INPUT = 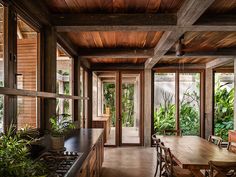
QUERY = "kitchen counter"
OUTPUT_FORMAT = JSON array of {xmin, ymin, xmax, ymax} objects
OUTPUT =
[
  {"xmin": 38, "ymin": 128, "xmax": 104, "ymax": 177},
  {"xmin": 64, "ymin": 128, "xmax": 104, "ymax": 177}
]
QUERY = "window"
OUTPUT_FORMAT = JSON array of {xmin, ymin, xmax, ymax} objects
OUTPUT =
[
  {"xmin": 56, "ymin": 46, "xmax": 72, "ymax": 117},
  {"xmin": 214, "ymin": 72, "xmax": 234, "ymax": 141},
  {"xmin": 0, "ymin": 3, "xmax": 4, "ymax": 132},
  {"xmin": 16, "ymin": 16, "xmax": 38, "ymax": 130},
  {"xmin": 154, "ymin": 73, "xmax": 176, "ymax": 134},
  {"xmin": 80, "ymin": 67, "xmax": 84, "ymax": 127},
  {"xmin": 153, "ymin": 71, "xmax": 202, "ymax": 136}
]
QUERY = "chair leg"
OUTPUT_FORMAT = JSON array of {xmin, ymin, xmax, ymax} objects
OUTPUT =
[
  {"xmin": 159, "ymin": 161, "xmax": 163, "ymax": 177},
  {"xmin": 154, "ymin": 158, "xmax": 159, "ymax": 177}
]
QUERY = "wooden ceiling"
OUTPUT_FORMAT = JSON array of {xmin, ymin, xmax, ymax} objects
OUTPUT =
[
  {"xmin": 17, "ymin": 17, "xmax": 37, "ymax": 39},
  {"xmin": 180, "ymin": 32, "xmax": 236, "ymax": 52},
  {"xmin": 88, "ymin": 58, "xmax": 147, "ymax": 64},
  {"xmin": 206, "ymin": 0, "xmax": 236, "ymax": 14},
  {"xmin": 66, "ymin": 31, "xmax": 163, "ymax": 48},
  {"xmin": 44, "ymin": 0, "xmax": 184, "ymax": 13},
  {"xmin": 159, "ymin": 57, "xmax": 216, "ymax": 64}
]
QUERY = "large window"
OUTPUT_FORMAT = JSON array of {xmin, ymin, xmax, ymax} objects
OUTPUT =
[
  {"xmin": 0, "ymin": 4, "xmax": 4, "ymax": 132},
  {"xmin": 56, "ymin": 47, "xmax": 72, "ymax": 117},
  {"xmin": 154, "ymin": 73, "xmax": 176, "ymax": 134},
  {"xmin": 214, "ymin": 72, "xmax": 234, "ymax": 141},
  {"xmin": 153, "ymin": 71, "xmax": 202, "ymax": 136},
  {"xmin": 16, "ymin": 16, "xmax": 38, "ymax": 130}
]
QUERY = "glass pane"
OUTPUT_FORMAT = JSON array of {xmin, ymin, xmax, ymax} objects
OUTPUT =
[
  {"xmin": 93, "ymin": 71, "xmax": 116, "ymax": 146},
  {"xmin": 153, "ymin": 73, "xmax": 176, "ymax": 134},
  {"xmin": 0, "ymin": 4, "xmax": 4, "ymax": 132},
  {"xmin": 17, "ymin": 96, "xmax": 37, "ymax": 130},
  {"xmin": 121, "ymin": 73, "xmax": 140, "ymax": 144},
  {"xmin": 179, "ymin": 73, "xmax": 200, "ymax": 136},
  {"xmin": 214, "ymin": 73, "xmax": 234, "ymax": 141},
  {"xmin": 17, "ymin": 16, "xmax": 37, "ymax": 91},
  {"xmin": 56, "ymin": 98, "xmax": 72, "ymax": 118},
  {"xmin": 56, "ymin": 47, "xmax": 72, "ymax": 95}
]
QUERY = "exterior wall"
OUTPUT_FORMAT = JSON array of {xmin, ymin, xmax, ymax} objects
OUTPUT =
[{"xmin": 17, "ymin": 38, "xmax": 37, "ymax": 129}]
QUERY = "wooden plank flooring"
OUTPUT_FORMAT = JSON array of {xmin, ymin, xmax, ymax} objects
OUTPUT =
[{"xmin": 101, "ymin": 147, "xmax": 156, "ymax": 177}]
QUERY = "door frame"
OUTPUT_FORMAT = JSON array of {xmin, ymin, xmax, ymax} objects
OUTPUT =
[{"xmin": 117, "ymin": 70, "xmax": 144, "ymax": 146}]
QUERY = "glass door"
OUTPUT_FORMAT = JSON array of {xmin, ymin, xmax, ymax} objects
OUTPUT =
[{"xmin": 120, "ymin": 73, "xmax": 141, "ymax": 145}]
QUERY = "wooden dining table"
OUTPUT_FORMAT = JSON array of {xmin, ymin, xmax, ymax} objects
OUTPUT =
[{"xmin": 156, "ymin": 136, "xmax": 236, "ymax": 177}]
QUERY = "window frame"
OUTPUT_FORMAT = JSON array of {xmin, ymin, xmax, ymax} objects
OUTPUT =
[{"xmin": 152, "ymin": 68, "xmax": 205, "ymax": 138}]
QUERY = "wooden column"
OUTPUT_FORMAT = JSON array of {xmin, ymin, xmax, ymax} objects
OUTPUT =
[
  {"xmin": 87, "ymin": 70, "xmax": 93, "ymax": 128},
  {"xmin": 144, "ymin": 69, "xmax": 152, "ymax": 146},
  {"xmin": 234, "ymin": 59, "xmax": 236, "ymax": 130},
  {"xmin": 4, "ymin": 6, "xmax": 17, "ymax": 130},
  {"xmin": 42, "ymin": 26, "xmax": 57, "ymax": 130},
  {"xmin": 73, "ymin": 57, "xmax": 80, "ymax": 122},
  {"xmin": 205, "ymin": 68, "xmax": 214, "ymax": 138}
]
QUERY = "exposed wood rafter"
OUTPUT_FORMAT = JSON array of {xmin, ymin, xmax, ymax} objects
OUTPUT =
[
  {"xmin": 206, "ymin": 58, "xmax": 234, "ymax": 68},
  {"xmin": 145, "ymin": 0, "xmax": 215, "ymax": 69}
]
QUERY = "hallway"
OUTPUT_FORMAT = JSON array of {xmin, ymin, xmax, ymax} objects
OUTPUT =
[{"xmin": 101, "ymin": 147, "xmax": 156, "ymax": 177}]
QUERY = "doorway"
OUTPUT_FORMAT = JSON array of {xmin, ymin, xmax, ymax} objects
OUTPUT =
[{"xmin": 92, "ymin": 71, "xmax": 143, "ymax": 146}]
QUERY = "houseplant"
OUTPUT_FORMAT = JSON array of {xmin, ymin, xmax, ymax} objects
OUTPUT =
[
  {"xmin": 50, "ymin": 114, "xmax": 75, "ymax": 150},
  {"xmin": 0, "ymin": 124, "xmax": 47, "ymax": 177}
]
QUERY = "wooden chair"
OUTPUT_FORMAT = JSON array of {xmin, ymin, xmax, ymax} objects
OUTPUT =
[
  {"xmin": 163, "ymin": 129, "xmax": 182, "ymax": 136},
  {"xmin": 227, "ymin": 142, "xmax": 236, "ymax": 153},
  {"xmin": 208, "ymin": 135, "xmax": 223, "ymax": 148},
  {"xmin": 209, "ymin": 161, "xmax": 236, "ymax": 177},
  {"xmin": 159, "ymin": 143, "xmax": 193, "ymax": 177},
  {"xmin": 152, "ymin": 134, "xmax": 165, "ymax": 177}
]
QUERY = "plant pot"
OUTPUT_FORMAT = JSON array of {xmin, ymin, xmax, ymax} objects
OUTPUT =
[{"xmin": 50, "ymin": 135, "xmax": 65, "ymax": 150}]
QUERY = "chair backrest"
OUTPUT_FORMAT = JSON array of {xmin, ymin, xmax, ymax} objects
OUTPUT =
[
  {"xmin": 227, "ymin": 142, "xmax": 236, "ymax": 153},
  {"xmin": 159, "ymin": 142, "xmax": 174, "ymax": 177},
  {"xmin": 208, "ymin": 135, "xmax": 222, "ymax": 148},
  {"xmin": 152, "ymin": 134, "xmax": 162, "ymax": 160},
  {"xmin": 209, "ymin": 161, "xmax": 236, "ymax": 177},
  {"xmin": 163, "ymin": 129, "xmax": 182, "ymax": 136}
]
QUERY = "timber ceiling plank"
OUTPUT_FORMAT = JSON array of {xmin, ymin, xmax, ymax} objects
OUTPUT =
[{"xmin": 145, "ymin": 0, "xmax": 215, "ymax": 69}]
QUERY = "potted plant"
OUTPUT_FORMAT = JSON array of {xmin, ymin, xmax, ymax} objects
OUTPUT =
[
  {"xmin": 0, "ymin": 125, "xmax": 48, "ymax": 177},
  {"xmin": 50, "ymin": 114, "xmax": 75, "ymax": 150}
]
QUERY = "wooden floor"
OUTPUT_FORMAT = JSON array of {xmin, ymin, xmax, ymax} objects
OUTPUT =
[{"xmin": 101, "ymin": 147, "xmax": 156, "ymax": 177}]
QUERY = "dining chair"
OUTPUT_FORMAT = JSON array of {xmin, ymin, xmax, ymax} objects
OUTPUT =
[
  {"xmin": 159, "ymin": 143, "xmax": 193, "ymax": 177},
  {"xmin": 152, "ymin": 134, "xmax": 165, "ymax": 177},
  {"xmin": 163, "ymin": 129, "xmax": 182, "ymax": 136},
  {"xmin": 209, "ymin": 161, "xmax": 236, "ymax": 177},
  {"xmin": 227, "ymin": 142, "xmax": 236, "ymax": 153},
  {"xmin": 208, "ymin": 135, "xmax": 223, "ymax": 148}
]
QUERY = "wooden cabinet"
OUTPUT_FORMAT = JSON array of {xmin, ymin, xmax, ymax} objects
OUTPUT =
[
  {"xmin": 92, "ymin": 116, "xmax": 110, "ymax": 143},
  {"xmin": 229, "ymin": 130, "xmax": 236, "ymax": 143},
  {"xmin": 77, "ymin": 133, "xmax": 104, "ymax": 177}
]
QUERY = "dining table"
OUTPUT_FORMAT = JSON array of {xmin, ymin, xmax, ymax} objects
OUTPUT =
[{"xmin": 156, "ymin": 136, "xmax": 236, "ymax": 177}]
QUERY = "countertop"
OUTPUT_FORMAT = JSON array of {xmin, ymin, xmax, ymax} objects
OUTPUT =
[{"xmin": 39, "ymin": 128, "xmax": 104, "ymax": 177}]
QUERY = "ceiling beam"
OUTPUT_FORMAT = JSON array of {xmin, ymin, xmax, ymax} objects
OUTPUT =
[
  {"xmin": 164, "ymin": 49, "xmax": 236, "ymax": 59},
  {"xmin": 206, "ymin": 58, "xmax": 234, "ymax": 68},
  {"xmin": 145, "ymin": 0, "xmax": 215, "ymax": 69},
  {"xmin": 52, "ymin": 13, "xmax": 236, "ymax": 32},
  {"xmin": 57, "ymin": 33, "xmax": 78, "ymax": 57},
  {"xmin": 78, "ymin": 48, "xmax": 153, "ymax": 58},
  {"xmin": 91, "ymin": 63, "xmax": 144, "ymax": 71},
  {"xmin": 53, "ymin": 13, "xmax": 177, "ymax": 32}
]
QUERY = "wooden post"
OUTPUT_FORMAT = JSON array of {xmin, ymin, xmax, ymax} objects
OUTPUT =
[
  {"xmin": 73, "ymin": 57, "xmax": 80, "ymax": 122},
  {"xmin": 87, "ymin": 70, "xmax": 93, "ymax": 128},
  {"xmin": 205, "ymin": 68, "xmax": 214, "ymax": 138},
  {"xmin": 42, "ymin": 26, "xmax": 57, "ymax": 130},
  {"xmin": 144, "ymin": 69, "xmax": 152, "ymax": 146},
  {"xmin": 4, "ymin": 6, "xmax": 17, "ymax": 130}
]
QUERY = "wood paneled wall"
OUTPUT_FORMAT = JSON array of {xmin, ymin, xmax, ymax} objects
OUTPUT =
[{"xmin": 17, "ymin": 38, "xmax": 37, "ymax": 129}]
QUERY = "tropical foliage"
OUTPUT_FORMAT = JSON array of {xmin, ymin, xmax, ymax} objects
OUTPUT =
[
  {"xmin": 214, "ymin": 82, "xmax": 234, "ymax": 141},
  {"xmin": 0, "ymin": 125, "xmax": 47, "ymax": 177}
]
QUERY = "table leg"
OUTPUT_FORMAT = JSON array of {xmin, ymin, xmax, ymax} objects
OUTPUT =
[{"xmin": 191, "ymin": 169, "xmax": 205, "ymax": 177}]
